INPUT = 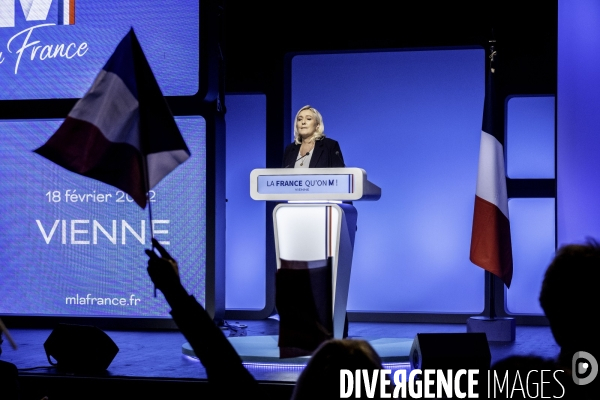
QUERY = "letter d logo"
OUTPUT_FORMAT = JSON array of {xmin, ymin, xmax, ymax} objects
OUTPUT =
[{"xmin": 572, "ymin": 351, "xmax": 598, "ymax": 385}]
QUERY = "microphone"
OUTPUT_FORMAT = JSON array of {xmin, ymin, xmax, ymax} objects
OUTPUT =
[{"xmin": 286, "ymin": 152, "xmax": 310, "ymax": 168}]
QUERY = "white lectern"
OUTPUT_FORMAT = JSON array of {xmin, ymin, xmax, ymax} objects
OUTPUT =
[{"xmin": 250, "ymin": 168, "xmax": 380, "ymax": 340}]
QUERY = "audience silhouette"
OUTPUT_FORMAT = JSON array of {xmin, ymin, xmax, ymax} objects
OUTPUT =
[
  {"xmin": 291, "ymin": 338, "xmax": 386, "ymax": 400},
  {"xmin": 146, "ymin": 238, "xmax": 393, "ymax": 399},
  {"xmin": 539, "ymin": 239, "xmax": 599, "ymax": 398},
  {"xmin": 491, "ymin": 239, "xmax": 600, "ymax": 399},
  {"xmin": 145, "ymin": 238, "xmax": 258, "ymax": 396},
  {"xmin": 0, "ymin": 329, "xmax": 20, "ymax": 400},
  {"xmin": 147, "ymin": 237, "xmax": 600, "ymax": 399}
]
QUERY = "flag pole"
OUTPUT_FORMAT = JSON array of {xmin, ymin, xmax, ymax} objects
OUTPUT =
[
  {"xmin": 140, "ymin": 151, "xmax": 155, "ymax": 241},
  {"xmin": 147, "ymin": 190, "xmax": 155, "ymax": 242},
  {"xmin": 487, "ymin": 40, "xmax": 498, "ymax": 321},
  {"xmin": 467, "ymin": 37, "xmax": 515, "ymax": 341},
  {"xmin": 146, "ymin": 173, "xmax": 155, "ymax": 241},
  {"xmin": 487, "ymin": 271, "xmax": 496, "ymax": 319},
  {"xmin": 148, "ymin": 200, "xmax": 157, "ymax": 297},
  {"xmin": 141, "ymin": 153, "xmax": 157, "ymax": 297}
]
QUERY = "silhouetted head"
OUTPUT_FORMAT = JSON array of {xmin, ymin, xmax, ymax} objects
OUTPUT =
[
  {"xmin": 539, "ymin": 239, "xmax": 600, "ymax": 364},
  {"xmin": 291, "ymin": 339, "xmax": 384, "ymax": 399}
]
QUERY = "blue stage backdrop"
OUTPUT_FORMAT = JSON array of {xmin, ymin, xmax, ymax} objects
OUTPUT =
[
  {"xmin": 218, "ymin": 53, "xmax": 557, "ymax": 316},
  {"xmin": 558, "ymin": 0, "xmax": 600, "ymax": 245},
  {"xmin": 0, "ymin": 117, "xmax": 206, "ymax": 317},
  {"xmin": 0, "ymin": 0, "xmax": 199, "ymax": 99},
  {"xmin": 291, "ymin": 49, "xmax": 486, "ymax": 313}
]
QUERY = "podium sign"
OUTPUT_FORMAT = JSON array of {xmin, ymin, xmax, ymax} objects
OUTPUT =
[
  {"xmin": 250, "ymin": 168, "xmax": 380, "ymax": 201},
  {"xmin": 257, "ymin": 173, "xmax": 353, "ymax": 195}
]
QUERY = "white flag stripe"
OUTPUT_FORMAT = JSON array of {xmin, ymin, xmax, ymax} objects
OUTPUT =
[
  {"xmin": 63, "ymin": 0, "xmax": 71, "ymax": 18},
  {"xmin": 68, "ymin": 70, "xmax": 141, "ymax": 150},
  {"xmin": 147, "ymin": 150, "xmax": 191, "ymax": 189},
  {"xmin": 475, "ymin": 130, "xmax": 509, "ymax": 218}
]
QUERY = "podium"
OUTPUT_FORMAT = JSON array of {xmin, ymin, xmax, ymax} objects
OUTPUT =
[{"xmin": 250, "ymin": 168, "xmax": 380, "ymax": 345}]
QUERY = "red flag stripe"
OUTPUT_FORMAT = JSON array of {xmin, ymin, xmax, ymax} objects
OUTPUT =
[
  {"xmin": 470, "ymin": 195, "xmax": 513, "ymax": 287},
  {"xmin": 34, "ymin": 117, "xmax": 146, "ymax": 207}
]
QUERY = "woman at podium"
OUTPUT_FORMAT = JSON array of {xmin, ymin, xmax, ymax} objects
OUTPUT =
[
  {"xmin": 278, "ymin": 106, "xmax": 350, "ymax": 357},
  {"xmin": 282, "ymin": 105, "xmax": 346, "ymax": 168}
]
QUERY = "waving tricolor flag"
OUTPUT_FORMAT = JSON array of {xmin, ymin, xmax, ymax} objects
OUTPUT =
[
  {"xmin": 35, "ymin": 29, "xmax": 190, "ymax": 209},
  {"xmin": 470, "ymin": 45, "xmax": 513, "ymax": 288}
]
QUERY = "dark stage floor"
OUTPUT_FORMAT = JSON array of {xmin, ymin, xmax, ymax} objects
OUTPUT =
[{"xmin": 2, "ymin": 320, "xmax": 559, "ymax": 399}]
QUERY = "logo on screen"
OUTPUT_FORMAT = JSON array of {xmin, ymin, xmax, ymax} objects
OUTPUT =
[
  {"xmin": 0, "ymin": 0, "xmax": 75, "ymax": 28},
  {"xmin": 0, "ymin": 0, "xmax": 85, "ymax": 74}
]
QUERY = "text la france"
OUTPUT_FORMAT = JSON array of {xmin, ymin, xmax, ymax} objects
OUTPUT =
[
  {"xmin": 3, "ymin": 23, "xmax": 88, "ymax": 74},
  {"xmin": 267, "ymin": 179, "xmax": 338, "ymax": 187}
]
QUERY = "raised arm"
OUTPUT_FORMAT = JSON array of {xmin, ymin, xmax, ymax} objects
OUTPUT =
[{"xmin": 145, "ymin": 239, "xmax": 257, "ymax": 391}]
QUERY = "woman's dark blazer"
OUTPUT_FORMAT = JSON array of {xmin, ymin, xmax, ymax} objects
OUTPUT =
[{"xmin": 282, "ymin": 137, "xmax": 346, "ymax": 168}]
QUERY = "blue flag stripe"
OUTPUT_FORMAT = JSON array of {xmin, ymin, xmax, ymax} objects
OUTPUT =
[{"xmin": 103, "ymin": 29, "xmax": 138, "ymax": 99}]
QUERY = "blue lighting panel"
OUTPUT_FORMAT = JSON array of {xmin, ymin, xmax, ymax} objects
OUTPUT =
[
  {"xmin": 506, "ymin": 96, "xmax": 555, "ymax": 179},
  {"xmin": 506, "ymin": 199, "xmax": 555, "ymax": 315},
  {"xmin": 225, "ymin": 94, "xmax": 266, "ymax": 310}
]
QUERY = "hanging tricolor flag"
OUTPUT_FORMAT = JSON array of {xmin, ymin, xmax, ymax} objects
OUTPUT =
[
  {"xmin": 34, "ymin": 28, "xmax": 190, "ymax": 208},
  {"xmin": 470, "ymin": 44, "xmax": 513, "ymax": 288}
]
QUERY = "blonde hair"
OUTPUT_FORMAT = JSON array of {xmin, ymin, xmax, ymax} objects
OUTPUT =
[{"xmin": 294, "ymin": 105, "xmax": 326, "ymax": 145}]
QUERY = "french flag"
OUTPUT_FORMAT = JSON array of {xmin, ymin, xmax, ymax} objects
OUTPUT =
[
  {"xmin": 58, "ymin": 0, "xmax": 75, "ymax": 25},
  {"xmin": 470, "ymin": 45, "xmax": 513, "ymax": 288},
  {"xmin": 35, "ymin": 29, "xmax": 190, "ymax": 208}
]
